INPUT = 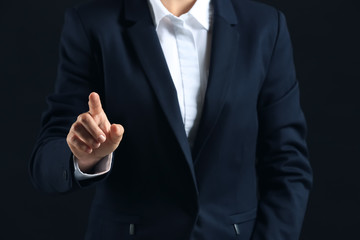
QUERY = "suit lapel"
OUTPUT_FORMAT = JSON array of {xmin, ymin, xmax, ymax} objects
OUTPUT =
[
  {"xmin": 123, "ymin": 0, "xmax": 196, "ymax": 184},
  {"xmin": 192, "ymin": 0, "xmax": 239, "ymax": 162},
  {"xmin": 123, "ymin": 0, "xmax": 240, "ymax": 171}
]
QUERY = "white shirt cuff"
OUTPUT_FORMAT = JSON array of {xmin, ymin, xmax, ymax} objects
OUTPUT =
[{"xmin": 73, "ymin": 153, "xmax": 112, "ymax": 181}]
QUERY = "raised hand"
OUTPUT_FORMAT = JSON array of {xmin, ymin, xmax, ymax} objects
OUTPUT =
[{"xmin": 66, "ymin": 92, "xmax": 124, "ymax": 173}]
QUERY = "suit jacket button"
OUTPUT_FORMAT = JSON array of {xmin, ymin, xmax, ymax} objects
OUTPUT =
[
  {"xmin": 63, "ymin": 170, "xmax": 68, "ymax": 180},
  {"xmin": 233, "ymin": 224, "xmax": 240, "ymax": 235},
  {"xmin": 129, "ymin": 224, "xmax": 135, "ymax": 235}
]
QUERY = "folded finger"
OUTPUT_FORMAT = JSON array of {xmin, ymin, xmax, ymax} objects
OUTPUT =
[
  {"xmin": 69, "ymin": 134, "xmax": 92, "ymax": 154},
  {"xmin": 73, "ymin": 122, "xmax": 101, "ymax": 149},
  {"xmin": 77, "ymin": 112, "xmax": 106, "ymax": 143}
]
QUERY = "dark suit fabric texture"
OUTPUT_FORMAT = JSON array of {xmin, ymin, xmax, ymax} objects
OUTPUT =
[{"xmin": 29, "ymin": 0, "xmax": 313, "ymax": 239}]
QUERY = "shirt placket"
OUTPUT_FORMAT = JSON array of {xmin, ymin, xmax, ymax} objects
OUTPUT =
[{"xmin": 171, "ymin": 16, "xmax": 201, "ymax": 140}]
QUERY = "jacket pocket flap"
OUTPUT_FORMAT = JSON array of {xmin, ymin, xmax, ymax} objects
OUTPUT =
[
  {"xmin": 228, "ymin": 207, "xmax": 257, "ymax": 224},
  {"xmin": 112, "ymin": 214, "xmax": 141, "ymax": 223},
  {"xmin": 99, "ymin": 211, "xmax": 141, "ymax": 224}
]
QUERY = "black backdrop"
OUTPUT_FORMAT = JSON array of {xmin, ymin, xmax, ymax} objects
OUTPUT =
[{"xmin": 1, "ymin": 0, "xmax": 359, "ymax": 239}]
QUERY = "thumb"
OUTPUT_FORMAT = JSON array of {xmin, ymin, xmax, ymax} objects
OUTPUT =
[
  {"xmin": 109, "ymin": 124, "xmax": 124, "ymax": 145},
  {"xmin": 88, "ymin": 92, "xmax": 104, "ymax": 115}
]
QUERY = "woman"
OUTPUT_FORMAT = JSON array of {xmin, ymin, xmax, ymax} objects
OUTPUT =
[{"xmin": 30, "ymin": 0, "xmax": 312, "ymax": 239}]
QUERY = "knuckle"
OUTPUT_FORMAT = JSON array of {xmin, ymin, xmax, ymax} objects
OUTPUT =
[
  {"xmin": 70, "ymin": 135, "xmax": 78, "ymax": 145},
  {"xmin": 77, "ymin": 114, "xmax": 83, "ymax": 122},
  {"xmin": 69, "ymin": 123, "xmax": 76, "ymax": 133},
  {"xmin": 66, "ymin": 134, "xmax": 71, "ymax": 144},
  {"xmin": 73, "ymin": 122, "xmax": 82, "ymax": 132},
  {"xmin": 78, "ymin": 113, "xmax": 89, "ymax": 123},
  {"xmin": 119, "ymin": 125, "xmax": 125, "ymax": 134}
]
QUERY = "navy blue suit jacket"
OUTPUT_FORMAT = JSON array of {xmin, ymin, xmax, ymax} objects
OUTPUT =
[{"xmin": 30, "ymin": 0, "xmax": 313, "ymax": 239}]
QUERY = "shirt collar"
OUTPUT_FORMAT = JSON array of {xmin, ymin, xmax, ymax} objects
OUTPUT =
[{"xmin": 148, "ymin": 0, "xmax": 211, "ymax": 30}]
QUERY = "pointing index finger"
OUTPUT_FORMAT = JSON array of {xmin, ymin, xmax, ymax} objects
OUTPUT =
[{"xmin": 88, "ymin": 92, "xmax": 103, "ymax": 115}]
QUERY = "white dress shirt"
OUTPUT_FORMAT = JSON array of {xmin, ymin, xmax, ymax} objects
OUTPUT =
[{"xmin": 74, "ymin": 0, "xmax": 213, "ymax": 180}]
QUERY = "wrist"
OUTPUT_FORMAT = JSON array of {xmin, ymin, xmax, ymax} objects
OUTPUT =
[{"xmin": 76, "ymin": 156, "xmax": 102, "ymax": 173}]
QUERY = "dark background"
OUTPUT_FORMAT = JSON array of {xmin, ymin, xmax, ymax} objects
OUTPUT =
[{"xmin": 1, "ymin": 0, "xmax": 359, "ymax": 239}]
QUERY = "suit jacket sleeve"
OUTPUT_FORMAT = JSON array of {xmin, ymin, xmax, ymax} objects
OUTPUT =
[
  {"xmin": 252, "ymin": 10, "xmax": 313, "ymax": 240},
  {"xmin": 29, "ymin": 7, "xmax": 108, "ymax": 193}
]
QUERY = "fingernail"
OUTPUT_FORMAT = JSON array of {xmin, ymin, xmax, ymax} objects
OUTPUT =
[
  {"xmin": 98, "ymin": 135, "xmax": 106, "ymax": 143},
  {"xmin": 93, "ymin": 142, "xmax": 101, "ymax": 148},
  {"xmin": 87, "ymin": 148, "xmax": 93, "ymax": 154}
]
